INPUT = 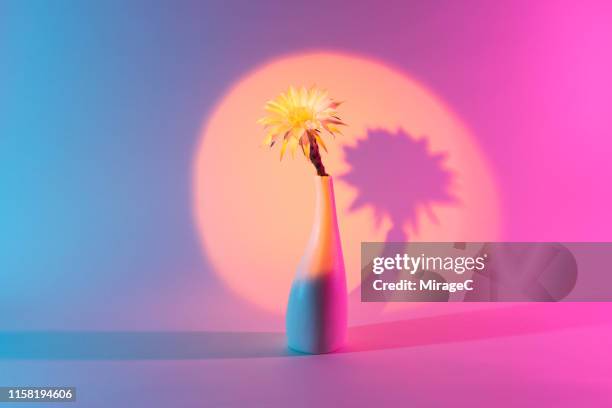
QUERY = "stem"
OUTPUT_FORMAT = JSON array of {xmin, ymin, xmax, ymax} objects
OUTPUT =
[{"xmin": 308, "ymin": 132, "xmax": 328, "ymax": 176}]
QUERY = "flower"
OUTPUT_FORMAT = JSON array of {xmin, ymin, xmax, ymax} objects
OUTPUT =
[{"xmin": 258, "ymin": 86, "xmax": 346, "ymax": 166}]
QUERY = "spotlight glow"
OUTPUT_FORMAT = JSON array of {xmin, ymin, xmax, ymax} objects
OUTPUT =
[{"xmin": 193, "ymin": 52, "xmax": 500, "ymax": 313}]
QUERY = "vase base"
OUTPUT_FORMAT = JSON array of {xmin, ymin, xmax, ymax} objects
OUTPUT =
[{"xmin": 287, "ymin": 342, "xmax": 344, "ymax": 355}]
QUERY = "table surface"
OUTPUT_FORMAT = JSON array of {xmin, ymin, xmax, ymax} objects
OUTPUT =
[{"xmin": 2, "ymin": 303, "xmax": 611, "ymax": 408}]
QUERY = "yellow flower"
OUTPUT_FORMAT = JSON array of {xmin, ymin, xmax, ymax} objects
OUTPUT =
[{"xmin": 258, "ymin": 86, "xmax": 346, "ymax": 160}]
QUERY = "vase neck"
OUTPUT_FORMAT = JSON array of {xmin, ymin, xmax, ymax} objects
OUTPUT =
[
  {"xmin": 295, "ymin": 175, "xmax": 345, "ymax": 280},
  {"xmin": 312, "ymin": 176, "xmax": 340, "ymax": 242}
]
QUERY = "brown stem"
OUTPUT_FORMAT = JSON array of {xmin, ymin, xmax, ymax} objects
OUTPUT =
[{"xmin": 307, "ymin": 132, "xmax": 328, "ymax": 176}]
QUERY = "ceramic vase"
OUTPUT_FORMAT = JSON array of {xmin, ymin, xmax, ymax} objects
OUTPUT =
[{"xmin": 286, "ymin": 176, "xmax": 347, "ymax": 354}]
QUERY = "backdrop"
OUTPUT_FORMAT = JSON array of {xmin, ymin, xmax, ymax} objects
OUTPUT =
[{"xmin": 1, "ymin": 1, "xmax": 611, "ymax": 407}]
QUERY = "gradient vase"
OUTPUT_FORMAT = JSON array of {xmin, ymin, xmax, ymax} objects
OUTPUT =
[{"xmin": 286, "ymin": 176, "xmax": 348, "ymax": 354}]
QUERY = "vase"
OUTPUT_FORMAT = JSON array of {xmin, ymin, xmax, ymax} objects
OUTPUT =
[{"xmin": 286, "ymin": 176, "xmax": 348, "ymax": 354}]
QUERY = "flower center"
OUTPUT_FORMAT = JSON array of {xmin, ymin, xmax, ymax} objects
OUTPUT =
[{"xmin": 287, "ymin": 106, "xmax": 314, "ymax": 128}]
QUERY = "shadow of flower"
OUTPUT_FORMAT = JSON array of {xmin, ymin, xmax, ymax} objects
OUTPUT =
[
  {"xmin": 340, "ymin": 128, "xmax": 456, "ymax": 241},
  {"xmin": 340, "ymin": 128, "xmax": 458, "ymax": 309}
]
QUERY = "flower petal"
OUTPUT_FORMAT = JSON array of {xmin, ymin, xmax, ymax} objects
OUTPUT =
[
  {"xmin": 315, "ymin": 134, "xmax": 328, "ymax": 152},
  {"xmin": 279, "ymin": 139, "xmax": 289, "ymax": 160}
]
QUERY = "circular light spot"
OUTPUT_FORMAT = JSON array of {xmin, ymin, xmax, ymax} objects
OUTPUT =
[{"xmin": 193, "ymin": 52, "xmax": 500, "ymax": 313}]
